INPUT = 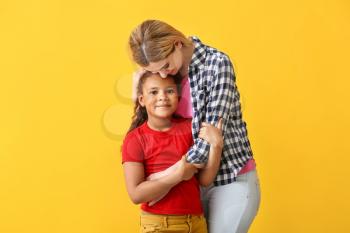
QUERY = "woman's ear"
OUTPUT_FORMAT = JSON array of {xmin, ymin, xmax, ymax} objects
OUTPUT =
[{"xmin": 174, "ymin": 41, "xmax": 183, "ymax": 49}]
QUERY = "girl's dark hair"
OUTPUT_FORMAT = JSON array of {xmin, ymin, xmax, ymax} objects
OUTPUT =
[{"xmin": 127, "ymin": 72, "xmax": 182, "ymax": 134}]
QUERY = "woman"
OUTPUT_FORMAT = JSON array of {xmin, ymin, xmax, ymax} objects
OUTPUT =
[{"xmin": 129, "ymin": 20, "xmax": 260, "ymax": 233}]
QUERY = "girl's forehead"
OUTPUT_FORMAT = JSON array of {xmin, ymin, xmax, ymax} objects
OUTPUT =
[{"xmin": 143, "ymin": 75, "xmax": 175, "ymax": 87}]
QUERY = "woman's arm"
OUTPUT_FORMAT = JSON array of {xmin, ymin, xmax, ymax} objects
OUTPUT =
[
  {"xmin": 123, "ymin": 156, "xmax": 197, "ymax": 204},
  {"xmin": 197, "ymin": 119, "xmax": 224, "ymax": 187},
  {"xmin": 187, "ymin": 56, "xmax": 236, "ymax": 164},
  {"xmin": 145, "ymin": 120, "xmax": 223, "ymax": 188}
]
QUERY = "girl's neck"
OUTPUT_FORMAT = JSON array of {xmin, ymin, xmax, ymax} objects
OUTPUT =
[{"xmin": 147, "ymin": 117, "xmax": 172, "ymax": 132}]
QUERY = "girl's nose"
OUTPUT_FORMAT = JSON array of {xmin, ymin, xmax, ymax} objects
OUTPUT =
[{"xmin": 158, "ymin": 91, "xmax": 168, "ymax": 100}]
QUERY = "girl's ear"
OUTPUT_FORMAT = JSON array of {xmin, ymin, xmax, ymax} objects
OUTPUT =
[{"xmin": 138, "ymin": 95, "xmax": 145, "ymax": 107}]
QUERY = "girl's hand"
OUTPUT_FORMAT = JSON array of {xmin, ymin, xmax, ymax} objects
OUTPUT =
[{"xmin": 199, "ymin": 118, "xmax": 224, "ymax": 148}]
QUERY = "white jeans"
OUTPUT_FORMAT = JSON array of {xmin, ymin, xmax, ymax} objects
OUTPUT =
[{"xmin": 200, "ymin": 169, "xmax": 261, "ymax": 233}]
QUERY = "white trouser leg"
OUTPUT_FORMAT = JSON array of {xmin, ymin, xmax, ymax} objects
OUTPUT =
[{"xmin": 201, "ymin": 169, "xmax": 261, "ymax": 233}]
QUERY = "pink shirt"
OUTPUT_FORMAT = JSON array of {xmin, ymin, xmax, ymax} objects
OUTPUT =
[
  {"xmin": 175, "ymin": 76, "xmax": 193, "ymax": 118},
  {"xmin": 175, "ymin": 76, "xmax": 255, "ymax": 175}
]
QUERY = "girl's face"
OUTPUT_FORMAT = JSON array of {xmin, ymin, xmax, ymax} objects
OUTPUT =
[
  {"xmin": 138, "ymin": 74, "xmax": 179, "ymax": 120},
  {"xmin": 143, "ymin": 42, "xmax": 184, "ymax": 78}
]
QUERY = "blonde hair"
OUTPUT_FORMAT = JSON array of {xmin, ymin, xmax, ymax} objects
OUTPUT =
[{"xmin": 129, "ymin": 20, "xmax": 192, "ymax": 66}]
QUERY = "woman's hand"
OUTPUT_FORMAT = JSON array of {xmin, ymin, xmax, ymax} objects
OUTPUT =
[
  {"xmin": 132, "ymin": 68, "xmax": 147, "ymax": 101},
  {"xmin": 175, "ymin": 156, "xmax": 198, "ymax": 181},
  {"xmin": 198, "ymin": 118, "xmax": 224, "ymax": 148}
]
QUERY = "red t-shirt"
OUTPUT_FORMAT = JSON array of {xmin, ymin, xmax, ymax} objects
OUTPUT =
[{"xmin": 122, "ymin": 118, "xmax": 203, "ymax": 215}]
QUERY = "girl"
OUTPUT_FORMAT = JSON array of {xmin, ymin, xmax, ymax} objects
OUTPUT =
[
  {"xmin": 122, "ymin": 72, "xmax": 223, "ymax": 233},
  {"xmin": 129, "ymin": 20, "xmax": 261, "ymax": 233}
]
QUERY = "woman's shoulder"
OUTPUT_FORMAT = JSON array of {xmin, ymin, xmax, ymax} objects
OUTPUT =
[
  {"xmin": 208, "ymin": 48, "xmax": 232, "ymax": 65},
  {"xmin": 192, "ymin": 36, "xmax": 230, "ymax": 59}
]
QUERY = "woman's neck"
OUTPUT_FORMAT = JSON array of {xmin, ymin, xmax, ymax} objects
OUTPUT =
[
  {"xmin": 179, "ymin": 42, "xmax": 195, "ymax": 76},
  {"xmin": 147, "ymin": 117, "xmax": 172, "ymax": 132}
]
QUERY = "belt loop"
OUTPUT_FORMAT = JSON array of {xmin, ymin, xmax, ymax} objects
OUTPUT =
[
  {"xmin": 186, "ymin": 215, "xmax": 192, "ymax": 233},
  {"xmin": 163, "ymin": 216, "xmax": 168, "ymax": 228}
]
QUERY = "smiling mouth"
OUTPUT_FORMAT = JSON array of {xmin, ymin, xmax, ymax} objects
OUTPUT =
[{"xmin": 156, "ymin": 105, "xmax": 171, "ymax": 108}]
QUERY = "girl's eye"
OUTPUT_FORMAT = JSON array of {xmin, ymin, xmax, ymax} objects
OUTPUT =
[
  {"xmin": 167, "ymin": 89, "xmax": 175, "ymax": 94},
  {"xmin": 150, "ymin": 91, "xmax": 158, "ymax": 95}
]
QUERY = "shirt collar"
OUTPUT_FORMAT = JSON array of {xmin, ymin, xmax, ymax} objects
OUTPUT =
[{"xmin": 189, "ymin": 36, "xmax": 206, "ymax": 70}]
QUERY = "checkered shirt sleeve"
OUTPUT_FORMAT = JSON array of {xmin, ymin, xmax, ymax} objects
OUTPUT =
[{"xmin": 186, "ymin": 37, "xmax": 253, "ymax": 185}]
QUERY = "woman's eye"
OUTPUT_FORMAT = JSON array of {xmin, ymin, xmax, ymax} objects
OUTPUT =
[
  {"xmin": 167, "ymin": 89, "xmax": 175, "ymax": 94},
  {"xmin": 162, "ymin": 64, "xmax": 169, "ymax": 70},
  {"xmin": 150, "ymin": 91, "xmax": 158, "ymax": 95}
]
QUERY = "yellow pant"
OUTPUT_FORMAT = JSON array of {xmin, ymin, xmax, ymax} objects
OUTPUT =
[{"xmin": 140, "ymin": 212, "xmax": 208, "ymax": 233}]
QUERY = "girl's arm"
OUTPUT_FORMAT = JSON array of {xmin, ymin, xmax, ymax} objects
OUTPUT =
[
  {"xmin": 123, "ymin": 156, "xmax": 197, "ymax": 204},
  {"xmin": 146, "ymin": 119, "xmax": 223, "ymax": 188},
  {"xmin": 197, "ymin": 119, "xmax": 224, "ymax": 187}
]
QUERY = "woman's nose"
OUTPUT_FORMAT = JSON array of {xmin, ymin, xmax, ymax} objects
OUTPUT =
[{"xmin": 159, "ymin": 71, "xmax": 168, "ymax": 78}]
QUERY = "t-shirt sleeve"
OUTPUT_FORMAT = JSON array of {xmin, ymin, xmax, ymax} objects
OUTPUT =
[
  {"xmin": 185, "ymin": 119, "xmax": 194, "ymax": 146},
  {"xmin": 121, "ymin": 131, "xmax": 144, "ymax": 163}
]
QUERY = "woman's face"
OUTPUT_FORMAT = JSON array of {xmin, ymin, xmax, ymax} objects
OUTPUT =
[{"xmin": 144, "ymin": 42, "xmax": 184, "ymax": 78}]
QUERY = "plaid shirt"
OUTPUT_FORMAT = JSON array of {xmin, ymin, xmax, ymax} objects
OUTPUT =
[{"xmin": 187, "ymin": 36, "xmax": 253, "ymax": 186}]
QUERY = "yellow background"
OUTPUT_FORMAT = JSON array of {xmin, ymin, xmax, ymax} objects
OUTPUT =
[{"xmin": 1, "ymin": 0, "xmax": 349, "ymax": 232}]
